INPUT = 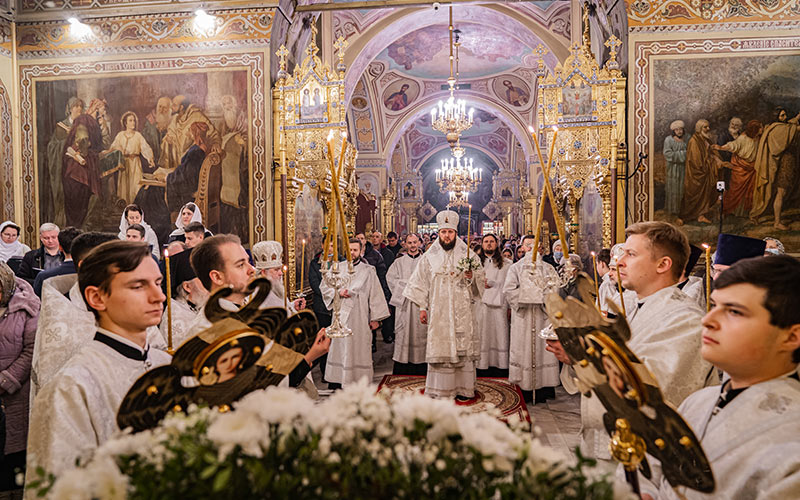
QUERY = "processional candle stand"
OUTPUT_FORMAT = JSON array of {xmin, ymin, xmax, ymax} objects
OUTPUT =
[{"xmin": 320, "ymin": 130, "xmax": 354, "ymax": 338}]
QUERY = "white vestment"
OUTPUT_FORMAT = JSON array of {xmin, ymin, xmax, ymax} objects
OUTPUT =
[
  {"xmin": 565, "ymin": 285, "xmax": 717, "ymax": 461},
  {"xmin": 475, "ymin": 257, "xmax": 511, "ymax": 370},
  {"xmin": 504, "ymin": 255, "xmax": 560, "ymax": 391},
  {"xmin": 638, "ymin": 370, "xmax": 800, "ymax": 500},
  {"xmin": 679, "ymin": 275, "xmax": 706, "ymax": 310},
  {"xmin": 321, "ymin": 261, "xmax": 389, "ymax": 385},
  {"xmin": 597, "ymin": 274, "xmax": 637, "ymax": 317},
  {"xmin": 26, "ymin": 328, "xmax": 172, "ymax": 487},
  {"xmin": 259, "ymin": 279, "xmax": 298, "ymax": 314},
  {"xmin": 387, "ymin": 254, "xmax": 427, "ymax": 364},
  {"xmin": 159, "ymin": 297, "xmax": 201, "ymax": 350},
  {"xmin": 30, "ymin": 274, "xmax": 166, "ymax": 403},
  {"xmin": 404, "ymin": 239, "xmax": 483, "ymax": 398}
]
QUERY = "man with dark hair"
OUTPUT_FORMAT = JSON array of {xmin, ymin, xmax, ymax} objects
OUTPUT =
[
  {"xmin": 386, "ymin": 231, "xmax": 401, "ymax": 256},
  {"xmin": 321, "ymin": 237, "xmax": 389, "ymax": 389},
  {"xmin": 183, "ymin": 221, "xmax": 206, "ymax": 249},
  {"xmin": 547, "ymin": 221, "xmax": 715, "ymax": 465},
  {"xmin": 33, "ymin": 226, "xmax": 82, "ymax": 296},
  {"xmin": 475, "ymin": 234, "xmax": 512, "ymax": 378},
  {"xmin": 638, "ymin": 255, "xmax": 800, "ymax": 499},
  {"xmin": 386, "ymin": 233, "xmax": 427, "ymax": 375},
  {"xmin": 125, "ymin": 224, "xmax": 146, "ymax": 241},
  {"xmin": 27, "ymin": 241, "xmax": 172, "ymax": 480}
]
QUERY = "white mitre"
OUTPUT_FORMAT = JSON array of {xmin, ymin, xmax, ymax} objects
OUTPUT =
[
  {"xmin": 252, "ymin": 240, "xmax": 283, "ymax": 270},
  {"xmin": 436, "ymin": 210, "xmax": 459, "ymax": 232}
]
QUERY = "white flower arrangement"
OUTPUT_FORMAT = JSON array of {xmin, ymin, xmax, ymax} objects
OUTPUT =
[
  {"xmin": 32, "ymin": 380, "xmax": 633, "ymax": 500},
  {"xmin": 456, "ymin": 255, "xmax": 481, "ymax": 273}
]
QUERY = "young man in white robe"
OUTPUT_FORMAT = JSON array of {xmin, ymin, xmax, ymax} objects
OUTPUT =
[
  {"xmin": 637, "ymin": 255, "xmax": 800, "ymax": 500},
  {"xmin": 547, "ymin": 221, "xmax": 716, "ymax": 464},
  {"xmin": 321, "ymin": 238, "xmax": 389, "ymax": 388},
  {"xmin": 676, "ymin": 244, "xmax": 705, "ymax": 310},
  {"xmin": 404, "ymin": 210, "xmax": 484, "ymax": 400},
  {"xmin": 26, "ymin": 241, "xmax": 173, "ymax": 488},
  {"xmin": 475, "ymin": 234, "xmax": 512, "ymax": 378},
  {"xmin": 251, "ymin": 240, "xmax": 306, "ymax": 313},
  {"xmin": 503, "ymin": 235, "xmax": 560, "ymax": 403},
  {"xmin": 386, "ymin": 233, "xmax": 427, "ymax": 375}
]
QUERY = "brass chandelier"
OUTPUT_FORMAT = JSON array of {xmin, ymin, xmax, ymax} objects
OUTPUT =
[
  {"xmin": 436, "ymin": 156, "xmax": 482, "ymax": 207},
  {"xmin": 430, "ymin": 6, "xmax": 473, "ymax": 159}
]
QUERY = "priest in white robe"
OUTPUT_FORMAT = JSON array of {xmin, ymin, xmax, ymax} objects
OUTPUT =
[
  {"xmin": 503, "ymin": 235, "xmax": 560, "ymax": 403},
  {"xmin": 386, "ymin": 233, "xmax": 427, "ymax": 375},
  {"xmin": 251, "ymin": 240, "xmax": 306, "ymax": 314},
  {"xmin": 636, "ymin": 255, "xmax": 800, "ymax": 500},
  {"xmin": 676, "ymin": 243, "xmax": 706, "ymax": 310},
  {"xmin": 548, "ymin": 222, "xmax": 716, "ymax": 464},
  {"xmin": 321, "ymin": 238, "xmax": 389, "ymax": 387},
  {"xmin": 26, "ymin": 241, "xmax": 172, "ymax": 490},
  {"xmin": 475, "ymin": 234, "xmax": 512, "ymax": 378},
  {"xmin": 404, "ymin": 210, "xmax": 484, "ymax": 400}
]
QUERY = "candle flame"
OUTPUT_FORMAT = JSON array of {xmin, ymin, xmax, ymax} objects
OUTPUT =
[
  {"xmin": 327, "ymin": 130, "xmax": 334, "ymax": 141},
  {"xmin": 590, "ymin": 251, "xmax": 596, "ymax": 256},
  {"xmin": 302, "ymin": 239, "xmax": 306, "ymax": 244},
  {"xmin": 341, "ymin": 131, "xmax": 347, "ymax": 139},
  {"xmin": 528, "ymin": 125, "xmax": 535, "ymax": 133},
  {"xmin": 551, "ymin": 126, "xmax": 558, "ymax": 132},
  {"xmin": 163, "ymin": 249, "xmax": 169, "ymax": 258},
  {"xmin": 701, "ymin": 243, "xmax": 710, "ymax": 249}
]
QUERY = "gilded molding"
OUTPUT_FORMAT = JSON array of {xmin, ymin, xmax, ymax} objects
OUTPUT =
[
  {"xmin": 627, "ymin": 0, "xmax": 800, "ymax": 30},
  {"xmin": 0, "ymin": 80, "xmax": 11, "ymax": 221}
]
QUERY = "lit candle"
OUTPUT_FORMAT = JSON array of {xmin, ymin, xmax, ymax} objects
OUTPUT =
[
  {"xmin": 163, "ymin": 249, "xmax": 174, "ymax": 354},
  {"xmin": 703, "ymin": 243, "xmax": 711, "ymax": 312},
  {"xmin": 615, "ymin": 265, "xmax": 626, "ymax": 320},
  {"xmin": 283, "ymin": 264, "xmax": 289, "ymax": 310},
  {"xmin": 300, "ymin": 238, "xmax": 306, "ymax": 297},
  {"xmin": 466, "ymin": 203, "xmax": 472, "ymax": 259},
  {"xmin": 591, "ymin": 251, "xmax": 600, "ymax": 312}
]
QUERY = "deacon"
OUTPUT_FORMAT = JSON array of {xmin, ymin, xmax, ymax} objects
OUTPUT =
[
  {"xmin": 251, "ymin": 240, "xmax": 306, "ymax": 313},
  {"xmin": 638, "ymin": 255, "xmax": 800, "ymax": 499},
  {"xmin": 386, "ymin": 233, "xmax": 427, "ymax": 375},
  {"xmin": 27, "ymin": 241, "xmax": 173, "ymax": 481},
  {"xmin": 548, "ymin": 221, "xmax": 715, "ymax": 464},
  {"xmin": 503, "ymin": 234, "xmax": 560, "ymax": 403},
  {"xmin": 475, "ymin": 234, "xmax": 512, "ymax": 378},
  {"xmin": 321, "ymin": 238, "xmax": 389, "ymax": 388},
  {"xmin": 404, "ymin": 210, "xmax": 484, "ymax": 400}
]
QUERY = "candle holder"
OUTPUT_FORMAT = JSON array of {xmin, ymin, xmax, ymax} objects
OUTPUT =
[{"xmin": 322, "ymin": 261, "xmax": 353, "ymax": 338}]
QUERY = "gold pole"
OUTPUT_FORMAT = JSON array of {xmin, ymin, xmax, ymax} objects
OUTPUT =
[
  {"xmin": 703, "ymin": 243, "xmax": 711, "ymax": 312},
  {"xmin": 591, "ymin": 251, "xmax": 601, "ymax": 313},
  {"xmin": 164, "ymin": 250, "xmax": 173, "ymax": 354},
  {"xmin": 615, "ymin": 266, "xmax": 626, "ymax": 319}
]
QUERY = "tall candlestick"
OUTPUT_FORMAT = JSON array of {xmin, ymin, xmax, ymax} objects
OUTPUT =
[
  {"xmin": 467, "ymin": 203, "xmax": 472, "ymax": 259},
  {"xmin": 299, "ymin": 238, "xmax": 306, "ymax": 297},
  {"xmin": 164, "ymin": 249, "xmax": 173, "ymax": 354},
  {"xmin": 591, "ymin": 251, "xmax": 601, "ymax": 313},
  {"xmin": 615, "ymin": 265, "xmax": 626, "ymax": 319},
  {"xmin": 703, "ymin": 243, "xmax": 711, "ymax": 312},
  {"xmin": 283, "ymin": 265, "xmax": 289, "ymax": 310}
]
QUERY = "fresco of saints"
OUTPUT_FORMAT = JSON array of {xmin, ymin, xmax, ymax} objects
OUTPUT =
[
  {"xmin": 384, "ymin": 84, "xmax": 410, "ymax": 111},
  {"xmin": 62, "ymin": 114, "xmax": 103, "ymax": 227},
  {"xmin": 44, "ymin": 97, "xmax": 84, "ymax": 227},
  {"xmin": 502, "ymin": 80, "xmax": 529, "ymax": 107},
  {"xmin": 166, "ymin": 121, "xmax": 210, "ymax": 214},
  {"xmin": 158, "ymin": 95, "xmax": 219, "ymax": 172},
  {"xmin": 680, "ymin": 119, "xmax": 721, "ymax": 224},
  {"xmin": 104, "ymin": 111, "xmax": 155, "ymax": 205}
]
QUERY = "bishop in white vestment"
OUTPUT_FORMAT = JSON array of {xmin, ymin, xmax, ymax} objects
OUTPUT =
[
  {"xmin": 475, "ymin": 240, "xmax": 512, "ymax": 377},
  {"xmin": 386, "ymin": 234, "xmax": 427, "ymax": 375},
  {"xmin": 503, "ymin": 243, "xmax": 560, "ymax": 399},
  {"xmin": 404, "ymin": 210, "xmax": 483, "ymax": 399},
  {"xmin": 321, "ymin": 240, "xmax": 389, "ymax": 386},
  {"xmin": 252, "ymin": 240, "xmax": 306, "ymax": 314}
]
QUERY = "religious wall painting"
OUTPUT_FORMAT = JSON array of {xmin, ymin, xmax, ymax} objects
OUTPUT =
[
  {"xmin": 650, "ymin": 53, "xmax": 800, "ymax": 248},
  {"xmin": 355, "ymin": 169, "xmax": 382, "ymax": 233},
  {"xmin": 493, "ymin": 75, "xmax": 531, "ymax": 108},
  {"xmin": 500, "ymin": 183, "xmax": 514, "ymax": 199},
  {"xmin": 351, "ymin": 96, "xmax": 368, "ymax": 110},
  {"xmin": 577, "ymin": 179, "xmax": 603, "ymax": 259},
  {"xmin": 560, "ymin": 79, "xmax": 593, "ymax": 119},
  {"xmin": 294, "ymin": 183, "xmax": 324, "ymax": 292},
  {"xmin": 33, "ymin": 68, "xmax": 252, "ymax": 245},
  {"xmin": 403, "ymin": 181, "xmax": 417, "ymax": 199},
  {"xmin": 299, "ymin": 81, "xmax": 328, "ymax": 121},
  {"xmin": 382, "ymin": 80, "xmax": 419, "ymax": 112}
]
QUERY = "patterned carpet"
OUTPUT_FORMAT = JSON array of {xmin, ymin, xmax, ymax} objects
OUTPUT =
[{"xmin": 376, "ymin": 375, "xmax": 531, "ymax": 425}]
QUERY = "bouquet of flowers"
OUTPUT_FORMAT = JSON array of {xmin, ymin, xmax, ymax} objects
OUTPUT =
[
  {"xmin": 456, "ymin": 256, "xmax": 481, "ymax": 273},
  {"xmin": 32, "ymin": 381, "xmax": 632, "ymax": 500}
]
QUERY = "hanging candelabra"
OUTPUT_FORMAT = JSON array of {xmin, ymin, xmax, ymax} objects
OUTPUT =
[{"xmin": 435, "ymin": 156, "xmax": 482, "ymax": 200}]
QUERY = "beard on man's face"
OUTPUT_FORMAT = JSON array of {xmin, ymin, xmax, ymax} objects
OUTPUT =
[
  {"xmin": 439, "ymin": 238, "xmax": 456, "ymax": 251},
  {"xmin": 483, "ymin": 248, "xmax": 495, "ymax": 256}
]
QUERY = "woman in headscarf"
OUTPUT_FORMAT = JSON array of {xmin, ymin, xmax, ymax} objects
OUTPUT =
[
  {"xmin": 0, "ymin": 261, "xmax": 39, "ymax": 496},
  {"xmin": 167, "ymin": 202, "xmax": 212, "ymax": 243},
  {"xmin": 0, "ymin": 221, "xmax": 30, "ymax": 262},
  {"xmin": 118, "ymin": 204, "xmax": 160, "ymax": 259}
]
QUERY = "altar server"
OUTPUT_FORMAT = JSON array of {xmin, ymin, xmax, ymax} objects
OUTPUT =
[
  {"xmin": 386, "ymin": 233, "xmax": 427, "ymax": 375},
  {"xmin": 26, "ymin": 241, "xmax": 173, "ymax": 483},
  {"xmin": 638, "ymin": 255, "xmax": 800, "ymax": 500},
  {"xmin": 321, "ymin": 238, "xmax": 389, "ymax": 388},
  {"xmin": 475, "ymin": 234, "xmax": 512, "ymax": 378},
  {"xmin": 503, "ymin": 234, "xmax": 560, "ymax": 403}
]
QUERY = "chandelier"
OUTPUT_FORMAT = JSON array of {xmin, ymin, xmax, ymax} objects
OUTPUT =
[
  {"xmin": 430, "ymin": 6, "xmax": 473, "ymax": 158},
  {"xmin": 436, "ymin": 156, "xmax": 482, "ymax": 207}
]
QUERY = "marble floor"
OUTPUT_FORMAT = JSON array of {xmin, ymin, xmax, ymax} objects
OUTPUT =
[{"xmin": 311, "ymin": 338, "xmax": 582, "ymax": 458}]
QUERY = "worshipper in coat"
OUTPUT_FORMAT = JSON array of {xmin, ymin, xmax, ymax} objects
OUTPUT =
[
  {"xmin": 386, "ymin": 233, "xmax": 427, "ymax": 376},
  {"xmin": 158, "ymin": 248, "xmax": 207, "ymax": 349},
  {"xmin": 117, "ymin": 204, "xmax": 160, "ymax": 260},
  {"xmin": 167, "ymin": 202, "xmax": 213, "ymax": 243},
  {"xmin": 0, "ymin": 221, "xmax": 30, "ymax": 263},
  {"xmin": 503, "ymin": 235, "xmax": 560, "ymax": 403},
  {"xmin": 187, "ymin": 235, "xmax": 329, "ymax": 389},
  {"xmin": 16, "ymin": 223, "xmax": 64, "ymax": 285},
  {"xmin": 26, "ymin": 241, "xmax": 173, "ymax": 485},
  {"xmin": 32, "ymin": 226, "xmax": 81, "ymax": 297},
  {"xmin": 475, "ymin": 234, "xmax": 512, "ymax": 378},
  {"xmin": 0, "ymin": 263, "xmax": 38, "ymax": 495},
  {"xmin": 676, "ymin": 244, "xmax": 705, "ymax": 309},
  {"xmin": 404, "ymin": 210, "xmax": 484, "ymax": 400},
  {"xmin": 636, "ymin": 255, "xmax": 800, "ymax": 500},
  {"xmin": 29, "ymin": 232, "xmax": 166, "ymax": 404},
  {"xmin": 547, "ymin": 221, "xmax": 716, "ymax": 465},
  {"xmin": 321, "ymin": 238, "xmax": 389, "ymax": 388},
  {"xmin": 711, "ymin": 233, "xmax": 766, "ymax": 280},
  {"xmin": 251, "ymin": 240, "xmax": 306, "ymax": 313}
]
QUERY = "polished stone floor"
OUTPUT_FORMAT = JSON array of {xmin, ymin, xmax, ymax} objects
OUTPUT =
[{"xmin": 311, "ymin": 338, "xmax": 582, "ymax": 458}]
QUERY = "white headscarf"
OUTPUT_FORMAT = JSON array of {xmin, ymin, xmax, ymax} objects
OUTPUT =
[
  {"xmin": 118, "ymin": 210, "xmax": 160, "ymax": 259},
  {"xmin": 0, "ymin": 221, "xmax": 30, "ymax": 262},
  {"xmin": 170, "ymin": 202, "xmax": 203, "ymax": 237}
]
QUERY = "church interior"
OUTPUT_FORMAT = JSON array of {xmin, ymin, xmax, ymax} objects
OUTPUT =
[{"xmin": 0, "ymin": 0, "xmax": 798, "ymax": 498}]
